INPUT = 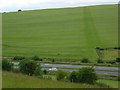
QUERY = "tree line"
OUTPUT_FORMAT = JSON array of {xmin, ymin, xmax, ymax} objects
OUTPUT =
[{"xmin": 2, "ymin": 59, "xmax": 98, "ymax": 84}]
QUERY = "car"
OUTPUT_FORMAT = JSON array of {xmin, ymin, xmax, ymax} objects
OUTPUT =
[{"xmin": 49, "ymin": 67, "xmax": 58, "ymax": 71}]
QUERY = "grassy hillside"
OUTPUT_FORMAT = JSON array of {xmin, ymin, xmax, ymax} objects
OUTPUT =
[
  {"xmin": 97, "ymin": 79, "xmax": 119, "ymax": 88},
  {"xmin": 3, "ymin": 4, "xmax": 118, "ymax": 61},
  {"xmin": 2, "ymin": 71, "xmax": 95, "ymax": 88}
]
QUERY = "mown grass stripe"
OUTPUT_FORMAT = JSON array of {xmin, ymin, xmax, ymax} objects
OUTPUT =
[
  {"xmin": 83, "ymin": 7, "xmax": 101, "ymax": 47},
  {"xmin": 82, "ymin": 7, "xmax": 101, "ymax": 59}
]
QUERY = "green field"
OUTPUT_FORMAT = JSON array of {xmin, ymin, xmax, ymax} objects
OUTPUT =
[
  {"xmin": 3, "ymin": 4, "xmax": 118, "ymax": 61},
  {"xmin": 97, "ymin": 79, "xmax": 119, "ymax": 88},
  {"xmin": 2, "ymin": 71, "xmax": 96, "ymax": 88}
]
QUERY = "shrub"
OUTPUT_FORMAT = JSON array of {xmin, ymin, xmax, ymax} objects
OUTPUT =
[
  {"xmin": 69, "ymin": 71, "xmax": 78, "ymax": 82},
  {"xmin": 19, "ymin": 60, "xmax": 40, "ymax": 76},
  {"xmin": 97, "ymin": 59, "xmax": 104, "ymax": 63},
  {"xmin": 68, "ymin": 67, "xmax": 97, "ymax": 84},
  {"xmin": 106, "ymin": 60, "xmax": 116, "ymax": 64},
  {"xmin": 43, "ymin": 70, "xmax": 47, "ymax": 74},
  {"xmin": 114, "ymin": 47, "xmax": 118, "ymax": 49},
  {"xmin": 52, "ymin": 59, "xmax": 55, "ymax": 63},
  {"xmin": 100, "ymin": 48, "xmax": 104, "ymax": 50},
  {"xmin": 56, "ymin": 70, "xmax": 66, "ymax": 81},
  {"xmin": 32, "ymin": 56, "xmax": 42, "ymax": 61},
  {"xmin": 18, "ymin": 9, "xmax": 22, "ymax": 12},
  {"xmin": 118, "ymin": 47, "xmax": 120, "ymax": 50},
  {"xmin": 116, "ymin": 58, "xmax": 120, "ymax": 63},
  {"xmin": 13, "ymin": 56, "xmax": 25, "ymax": 61},
  {"xmin": 114, "ymin": 47, "xmax": 120, "ymax": 50},
  {"xmin": 96, "ymin": 47, "xmax": 100, "ymax": 50},
  {"xmin": 34, "ymin": 66, "xmax": 42, "ymax": 76},
  {"xmin": 2, "ymin": 60, "xmax": 13, "ymax": 71},
  {"xmin": 81, "ymin": 58, "xmax": 89, "ymax": 63},
  {"xmin": 77, "ymin": 67, "xmax": 97, "ymax": 84},
  {"xmin": 118, "ymin": 76, "xmax": 120, "ymax": 81}
]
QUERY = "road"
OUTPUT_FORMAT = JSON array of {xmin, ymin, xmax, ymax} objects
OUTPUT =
[
  {"xmin": 41, "ymin": 64, "xmax": 119, "ymax": 76},
  {"xmin": 12, "ymin": 62, "xmax": 119, "ymax": 76},
  {"xmin": 41, "ymin": 64, "xmax": 119, "ymax": 71}
]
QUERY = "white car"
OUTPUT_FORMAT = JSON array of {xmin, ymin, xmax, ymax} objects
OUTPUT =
[{"xmin": 49, "ymin": 67, "xmax": 58, "ymax": 71}]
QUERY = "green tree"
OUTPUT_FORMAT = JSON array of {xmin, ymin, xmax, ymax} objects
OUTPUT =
[
  {"xmin": 43, "ymin": 70, "xmax": 47, "ymax": 74},
  {"xmin": 56, "ymin": 70, "xmax": 66, "ymax": 81},
  {"xmin": 77, "ymin": 67, "xmax": 97, "ymax": 84},
  {"xmin": 52, "ymin": 59, "xmax": 55, "ymax": 63},
  {"xmin": 34, "ymin": 66, "xmax": 42, "ymax": 76},
  {"xmin": 69, "ymin": 71, "xmax": 78, "ymax": 82},
  {"xmin": 106, "ymin": 60, "xmax": 116, "ymax": 64},
  {"xmin": 32, "ymin": 56, "xmax": 42, "ymax": 61},
  {"xmin": 81, "ymin": 58, "xmax": 89, "ymax": 63},
  {"xmin": 97, "ymin": 59, "xmax": 104, "ymax": 63},
  {"xmin": 19, "ymin": 60, "xmax": 40, "ymax": 76},
  {"xmin": 2, "ymin": 60, "xmax": 13, "ymax": 71}
]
